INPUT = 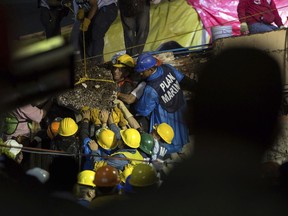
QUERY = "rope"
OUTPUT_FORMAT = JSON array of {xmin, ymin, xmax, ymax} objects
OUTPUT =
[
  {"xmin": 0, "ymin": 143, "xmax": 182, "ymax": 164},
  {"xmin": 74, "ymin": 77, "xmax": 115, "ymax": 85},
  {"xmin": 82, "ymin": 30, "xmax": 88, "ymax": 78}
]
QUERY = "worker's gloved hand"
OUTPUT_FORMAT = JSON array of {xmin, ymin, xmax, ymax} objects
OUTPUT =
[
  {"xmin": 77, "ymin": 8, "xmax": 85, "ymax": 20},
  {"xmin": 80, "ymin": 18, "xmax": 91, "ymax": 32},
  {"xmin": 91, "ymin": 108, "xmax": 101, "ymax": 125},
  {"xmin": 61, "ymin": 0, "xmax": 72, "ymax": 7},
  {"xmin": 159, "ymin": 146, "xmax": 168, "ymax": 158},
  {"xmin": 240, "ymin": 22, "xmax": 249, "ymax": 35},
  {"xmin": 81, "ymin": 110, "xmax": 91, "ymax": 122},
  {"xmin": 280, "ymin": 25, "xmax": 285, "ymax": 29}
]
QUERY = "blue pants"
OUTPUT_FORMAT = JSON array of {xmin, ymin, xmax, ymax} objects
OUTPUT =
[
  {"xmin": 119, "ymin": 3, "xmax": 150, "ymax": 56},
  {"xmin": 71, "ymin": 3, "xmax": 118, "ymax": 63},
  {"xmin": 248, "ymin": 22, "xmax": 279, "ymax": 34},
  {"xmin": 40, "ymin": 7, "xmax": 69, "ymax": 38}
]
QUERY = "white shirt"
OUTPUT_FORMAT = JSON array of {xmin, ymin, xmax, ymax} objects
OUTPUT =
[{"xmin": 131, "ymin": 81, "xmax": 146, "ymax": 99}]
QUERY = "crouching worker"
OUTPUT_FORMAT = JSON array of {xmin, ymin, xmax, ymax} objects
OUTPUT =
[
  {"xmin": 75, "ymin": 170, "xmax": 96, "ymax": 208},
  {"xmin": 150, "ymin": 123, "xmax": 174, "ymax": 174},
  {"xmin": 90, "ymin": 165, "xmax": 126, "ymax": 209},
  {"xmin": 124, "ymin": 163, "xmax": 160, "ymax": 195},
  {"xmin": 89, "ymin": 128, "xmax": 144, "ymax": 183},
  {"xmin": 51, "ymin": 117, "xmax": 80, "ymax": 154}
]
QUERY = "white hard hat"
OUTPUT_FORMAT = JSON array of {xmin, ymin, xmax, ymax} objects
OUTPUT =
[
  {"xmin": 3, "ymin": 139, "xmax": 23, "ymax": 157},
  {"xmin": 26, "ymin": 167, "xmax": 50, "ymax": 184}
]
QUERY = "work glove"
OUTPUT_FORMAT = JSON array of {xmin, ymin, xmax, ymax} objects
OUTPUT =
[
  {"xmin": 114, "ymin": 107, "xmax": 128, "ymax": 128},
  {"xmin": 80, "ymin": 18, "xmax": 91, "ymax": 32},
  {"xmin": 113, "ymin": 99, "xmax": 132, "ymax": 118},
  {"xmin": 240, "ymin": 22, "xmax": 249, "ymax": 35},
  {"xmin": 113, "ymin": 99, "xmax": 140, "ymax": 129},
  {"xmin": 61, "ymin": 0, "xmax": 72, "ymax": 7},
  {"xmin": 90, "ymin": 108, "xmax": 101, "ymax": 125},
  {"xmin": 280, "ymin": 25, "xmax": 285, "ymax": 29},
  {"xmin": 159, "ymin": 146, "xmax": 168, "ymax": 158},
  {"xmin": 77, "ymin": 8, "xmax": 85, "ymax": 20}
]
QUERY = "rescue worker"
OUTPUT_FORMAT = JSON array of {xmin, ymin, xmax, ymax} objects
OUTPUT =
[
  {"xmin": 79, "ymin": 108, "xmax": 119, "ymax": 170},
  {"xmin": 38, "ymin": 0, "xmax": 71, "ymax": 38},
  {"xmin": 90, "ymin": 165, "xmax": 126, "ymax": 208},
  {"xmin": 151, "ymin": 123, "xmax": 174, "ymax": 162},
  {"xmin": 46, "ymin": 117, "xmax": 62, "ymax": 140},
  {"xmin": 72, "ymin": 0, "xmax": 118, "ymax": 63},
  {"xmin": 125, "ymin": 163, "xmax": 160, "ymax": 195},
  {"xmin": 50, "ymin": 117, "xmax": 80, "ymax": 154},
  {"xmin": 138, "ymin": 132, "xmax": 154, "ymax": 161},
  {"xmin": 70, "ymin": 0, "xmax": 97, "ymax": 56},
  {"xmin": 75, "ymin": 170, "xmax": 96, "ymax": 208},
  {"xmin": 149, "ymin": 123, "xmax": 175, "ymax": 176},
  {"xmin": 118, "ymin": 0, "xmax": 161, "ymax": 56},
  {"xmin": 106, "ymin": 128, "xmax": 144, "ymax": 171},
  {"xmin": 89, "ymin": 128, "xmax": 144, "ymax": 177},
  {"xmin": 112, "ymin": 54, "xmax": 138, "ymax": 96},
  {"xmin": 133, "ymin": 53, "xmax": 195, "ymax": 155}
]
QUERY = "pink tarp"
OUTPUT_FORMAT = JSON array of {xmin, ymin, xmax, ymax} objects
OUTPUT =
[{"xmin": 187, "ymin": 0, "xmax": 288, "ymax": 36}]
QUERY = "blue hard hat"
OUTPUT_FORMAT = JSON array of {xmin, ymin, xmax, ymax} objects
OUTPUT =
[{"xmin": 135, "ymin": 53, "xmax": 157, "ymax": 73}]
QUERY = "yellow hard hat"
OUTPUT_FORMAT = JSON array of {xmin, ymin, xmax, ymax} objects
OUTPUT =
[
  {"xmin": 153, "ymin": 123, "xmax": 174, "ymax": 144},
  {"xmin": 77, "ymin": 170, "xmax": 96, "ymax": 187},
  {"xmin": 96, "ymin": 128, "xmax": 118, "ymax": 150},
  {"xmin": 120, "ymin": 128, "xmax": 141, "ymax": 148},
  {"xmin": 58, "ymin": 117, "xmax": 78, "ymax": 137},
  {"xmin": 129, "ymin": 164, "xmax": 158, "ymax": 187},
  {"xmin": 113, "ymin": 54, "xmax": 135, "ymax": 68}
]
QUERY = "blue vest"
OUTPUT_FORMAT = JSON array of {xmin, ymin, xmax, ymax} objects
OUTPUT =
[{"xmin": 147, "ymin": 64, "xmax": 185, "ymax": 113}]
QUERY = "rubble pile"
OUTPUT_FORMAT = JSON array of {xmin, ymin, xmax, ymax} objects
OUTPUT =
[
  {"xmin": 155, "ymin": 49, "xmax": 213, "ymax": 81},
  {"xmin": 57, "ymin": 58, "xmax": 117, "ymax": 111}
]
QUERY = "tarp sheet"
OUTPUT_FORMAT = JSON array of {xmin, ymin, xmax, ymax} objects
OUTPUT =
[
  {"xmin": 103, "ymin": 0, "xmax": 206, "ymax": 61},
  {"xmin": 187, "ymin": 0, "xmax": 288, "ymax": 36}
]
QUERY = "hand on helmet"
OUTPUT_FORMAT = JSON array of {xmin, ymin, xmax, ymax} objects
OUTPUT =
[{"xmin": 88, "ymin": 139, "xmax": 98, "ymax": 151}]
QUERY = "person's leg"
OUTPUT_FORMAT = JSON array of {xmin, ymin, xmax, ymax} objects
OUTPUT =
[
  {"xmin": 70, "ymin": 3, "xmax": 81, "ymax": 53},
  {"xmin": 40, "ymin": 7, "xmax": 62, "ymax": 38},
  {"xmin": 91, "ymin": 4, "xmax": 118, "ymax": 63},
  {"xmin": 248, "ymin": 22, "xmax": 279, "ymax": 34},
  {"xmin": 120, "ymin": 13, "xmax": 137, "ymax": 56},
  {"xmin": 70, "ymin": 20, "xmax": 81, "ymax": 53},
  {"xmin": 134, "ymin": 4, "xmax": 150, "ymax": 55}
]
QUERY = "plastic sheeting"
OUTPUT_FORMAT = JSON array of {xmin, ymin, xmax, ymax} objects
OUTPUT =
[
  {"xmin": 187, "ymin": 0, "xmax": 288, "ymax": 36},
  {"xmin": 103, "ymin": 0, "xmax": 206, "ymax": 62}
]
